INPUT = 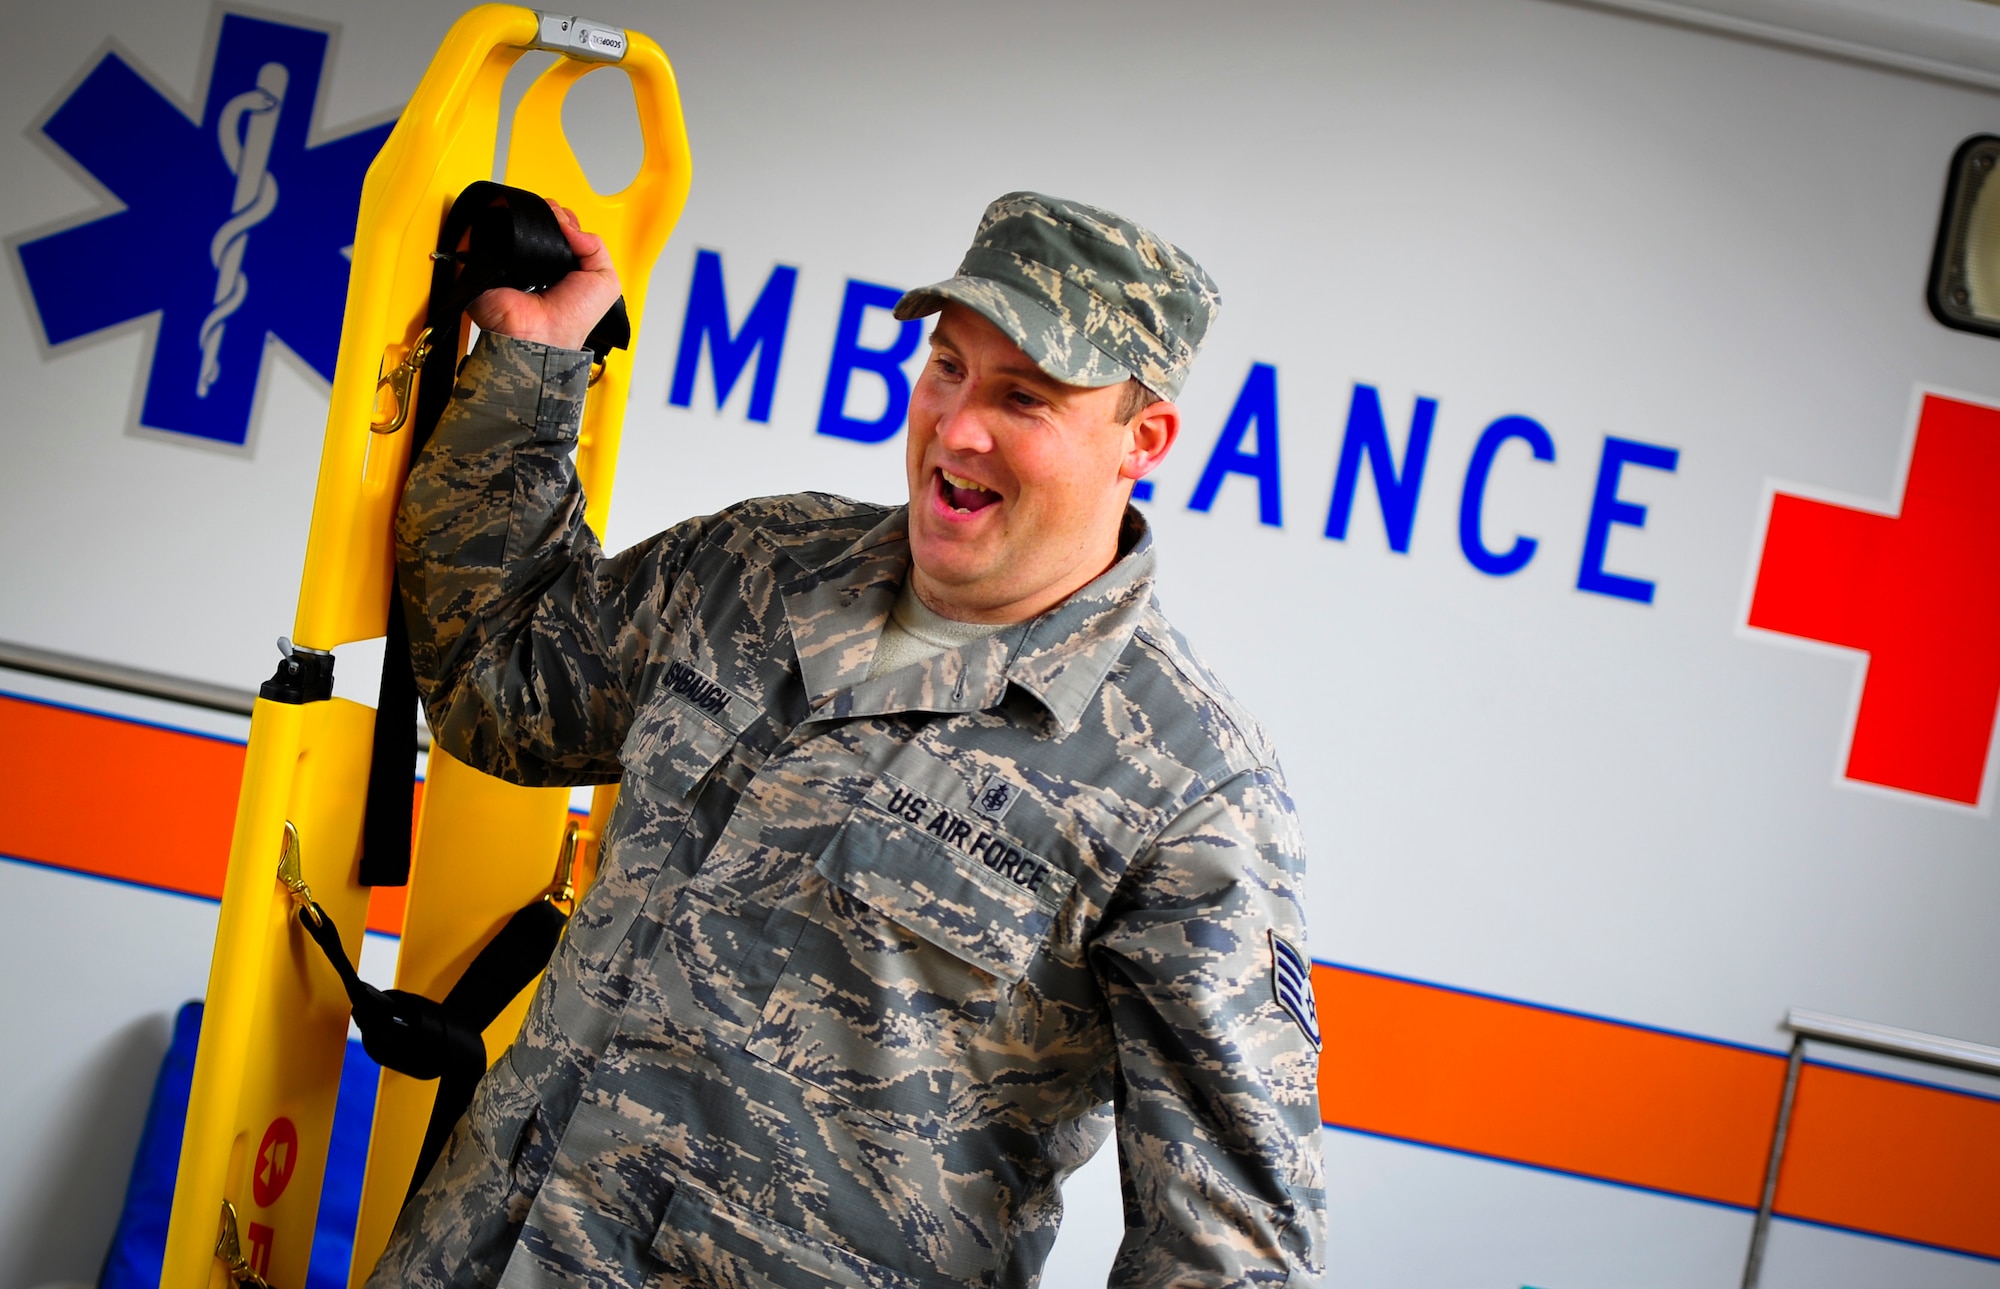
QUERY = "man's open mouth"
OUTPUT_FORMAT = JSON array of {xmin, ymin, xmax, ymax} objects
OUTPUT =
[{"xmin": 938, "ymin": 468, "xmax": 1001, "ymax": 514}]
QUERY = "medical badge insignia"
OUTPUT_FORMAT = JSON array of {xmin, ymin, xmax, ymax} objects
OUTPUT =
[
  {"xmin": 12, "ymin": 12, "xmax": 394, "ymax": 448},
  {"xmin": 972, "ymin": 774, "xmax": 1020, "ymax": 820}
]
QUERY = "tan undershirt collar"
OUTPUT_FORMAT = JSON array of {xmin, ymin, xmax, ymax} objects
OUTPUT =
[{"xmin": 866, "ymin": 580, "xmax": 1006, "ymax": 679}]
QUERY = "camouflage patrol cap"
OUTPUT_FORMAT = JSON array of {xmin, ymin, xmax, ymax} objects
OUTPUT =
[{"xmin": 894, "ymin": 192, "xmax": 1220, "ymax": 401}]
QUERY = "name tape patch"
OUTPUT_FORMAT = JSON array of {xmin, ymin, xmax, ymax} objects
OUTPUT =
[
  {"xmin": 871, "ymin": 778, "xmax": 1056, "ymax": 898},
  {"xmin": 662, "ymin": 659, "xmax": 737, "ymax": 720},
  {"xmin": 1271, "ymin": 931, "xmax": 1321, "ymax": 1050}
]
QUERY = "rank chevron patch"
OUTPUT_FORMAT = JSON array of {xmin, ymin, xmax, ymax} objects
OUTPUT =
[{"xmin": 1271, "ymin": 930, "xmax": 1322, "ymax": 1049}]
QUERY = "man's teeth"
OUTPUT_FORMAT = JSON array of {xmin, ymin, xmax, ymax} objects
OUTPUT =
[{"xmin": 939, "ymin": 469, "xmax": 998, "ymax": 513}]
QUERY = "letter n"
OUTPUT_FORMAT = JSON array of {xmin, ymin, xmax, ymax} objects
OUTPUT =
[
  {"xmin": 668, "ymin": 249, "xmax": 797, "ymax": 423},
  {"xmin": 1187, "ymin": 362, "xmax": 1283, "ymax": 527},
  {"xmin": 1324, "ymin": 383, "xmax": 1438, "ymax": 553}
]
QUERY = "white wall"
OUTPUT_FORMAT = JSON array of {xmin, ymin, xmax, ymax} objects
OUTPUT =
[{"xmin": 3, "ymin": 0, "xmax": 1997, "ymax": 1285}]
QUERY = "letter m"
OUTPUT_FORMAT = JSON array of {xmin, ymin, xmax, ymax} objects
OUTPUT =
[{"xmin": 668, "ymin": 249, "xmax": 798, "ymax": 423}]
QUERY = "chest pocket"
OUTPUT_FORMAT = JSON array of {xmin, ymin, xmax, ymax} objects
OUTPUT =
[
  {"xmin": 743, "ymin": 798, "xmax": 1075, "ymax": 1128},
  {"xmin": 598, "ymin": 658, "xmax": 753, "ymax": 936},
  {"xmin": 620, "ymin": 656, "xmax": 752, "ymax": 800}
]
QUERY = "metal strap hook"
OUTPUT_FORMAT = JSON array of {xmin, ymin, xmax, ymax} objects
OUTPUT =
[
  {"xmin": 214, "ymin": 1200, "xmax": 274, "ymax": 1289},
  {"xmin": 370, "ymin": 325, "xmax": 435, "ymax": 435}
]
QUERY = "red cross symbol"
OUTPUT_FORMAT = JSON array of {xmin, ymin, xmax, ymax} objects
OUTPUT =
[{"xmin": 1747, "ymin": 392, "xmax": 2000, "ymax": 806}]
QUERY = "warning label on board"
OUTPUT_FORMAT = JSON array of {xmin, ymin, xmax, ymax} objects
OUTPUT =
[{"xmin": 253, "ymin": 1116, "xmax": 298, "ymax": 1207}]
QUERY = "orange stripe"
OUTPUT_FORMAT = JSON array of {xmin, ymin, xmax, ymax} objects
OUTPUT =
[
  {"xmin": 1314, "ymin": 962, "xmax": 2000, "ymax": 1257},
  {"xmin": 5, "ymin": 694, "xmax": 1995, "ymax": 1258},
  {"xmin": 0, "ymin": 693, "xmax": 411, "ymax": 934},
  {"xmin": 1777, "ymin": 1063, "xmax": 2000, "ymax": 1258},
  {"xmin": 1314, "ymin": 963, "xmax": 1783, "ymax": 1205},
  {"xmin": 0, "ymin": 694, "xmax": 243, "ymax": 901},
  {"xmin": 367, "ymin": 866, "xmax": 410, "ymax": 937}
]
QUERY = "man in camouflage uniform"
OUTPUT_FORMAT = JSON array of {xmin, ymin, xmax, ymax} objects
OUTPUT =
[{"xmin": 371, "ymin": 193, "xmax": 1327, "ymax": 1288}]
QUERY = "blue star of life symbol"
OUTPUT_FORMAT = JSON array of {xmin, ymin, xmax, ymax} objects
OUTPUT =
[{"xmin": 12, "ymin": 13, "xmax": 393, "ymax": 448}]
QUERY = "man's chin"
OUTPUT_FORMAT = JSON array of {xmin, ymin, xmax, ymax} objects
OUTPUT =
[
  {"xmin": 908, "ymin": 543, "xmax": 1001, "ymax": 605},
  {"xmin": 912, "ymin": 515, "xmax": 989, "ymax": 564},
  {"xmin": 910, "ymin": 553, "xmax": 989, "ymax": 594}
]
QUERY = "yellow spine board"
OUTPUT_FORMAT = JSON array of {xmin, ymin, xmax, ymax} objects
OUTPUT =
[{"xmin": 160, "ymin": 8, "xmax": 689, "ymax": 1289}]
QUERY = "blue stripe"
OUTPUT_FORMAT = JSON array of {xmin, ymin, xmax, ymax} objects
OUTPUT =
[
  {"xmin": 0, "ymin": 849, "xmax": 229, "ymax": 907},
  {"xmin": 0, "ymin": 685, "xmax": 250, "ymax": 747},
  {"xmin": 1322, "ymin": 1123, "xmax": 2000, "ymax": 1265},
  {"xmin": 1313, "ymin": 956, "xmax": 1790, "ymax": 1058},
  {"xmin": 1312, "ymin": 956, "xmax": 2000, "ymax": 1103}
]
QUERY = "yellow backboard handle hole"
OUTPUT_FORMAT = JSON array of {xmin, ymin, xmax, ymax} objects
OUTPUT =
[{"xmin": 557, "ymin": 65, "xmax": 643, "ymax": 198}]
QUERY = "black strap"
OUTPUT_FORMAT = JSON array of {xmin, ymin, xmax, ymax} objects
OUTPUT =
[
  {"xmin": 359, "ymin": 182, "xmax": 628, "ymax": 887},
  {"xmin": 296, "ymin": 896, "xmax": 569, "ymax": 1200}
]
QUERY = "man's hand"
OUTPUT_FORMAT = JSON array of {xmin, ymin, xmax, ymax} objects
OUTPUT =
[{"xmin": 466, "ymin": 200, "xmax": 621, "ymax": 352}]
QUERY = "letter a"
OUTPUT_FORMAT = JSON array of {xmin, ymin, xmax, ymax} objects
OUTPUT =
[{"xmin": 1187, "ymin": 362, "xmax": 1284, "ymax": 527}]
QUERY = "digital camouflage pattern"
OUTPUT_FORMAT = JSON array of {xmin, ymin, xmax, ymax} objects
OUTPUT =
[
  {"xmin": 894, "ymin": 192, "xmax": 1221, "ymax": 401},
  {"xmin": 370, "ymin": 331, "xmax": 1326, "ymax": 1289}
]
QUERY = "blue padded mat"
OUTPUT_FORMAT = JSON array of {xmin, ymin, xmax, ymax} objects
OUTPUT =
[{"xmin": 101, "ymin": 1001, "xmax": 381, "ymax": 1289}]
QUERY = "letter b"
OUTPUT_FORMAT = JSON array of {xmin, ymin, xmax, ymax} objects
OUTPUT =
[{"xmin": 817, "ymin": 279, "xmax": 922, "ymax": 443}]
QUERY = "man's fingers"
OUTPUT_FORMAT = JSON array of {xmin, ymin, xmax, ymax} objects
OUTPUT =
[
  {"xmin": 462, "ymin": 198, "xmax": 618, "ymax": 348},
  {"xmin": 572, "ymin": 231, "xmax": 616, "ymax": 279},
  {"xmin": 562, "ymin": 218, "xmax": 614, "ymax": 276},
  {"xmin": 535, "ymin": 195, "xmax": 616, "ymax": 280},
  {"xmin": 466, "ymin": 285, "xmax": 531, "ymax": 334},
  {"xmin": 542, "ymin": 264, "xmax": 621, "ymax": 335}
]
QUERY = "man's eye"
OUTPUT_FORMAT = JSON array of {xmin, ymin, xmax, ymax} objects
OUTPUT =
[{"xmin": 1008, "ymin": 390, "xmax": 1044, "ymax": 410}]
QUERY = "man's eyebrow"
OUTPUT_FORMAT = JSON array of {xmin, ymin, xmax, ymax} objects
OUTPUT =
[{"xmin": 930, "ymin": 321, "xmax": 1069, "ymax": 393}]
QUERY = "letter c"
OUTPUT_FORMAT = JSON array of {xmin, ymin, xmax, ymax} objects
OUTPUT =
[{"xmin": 1458, "ymin": 414, "xmax": 1555, "ymax": 577}]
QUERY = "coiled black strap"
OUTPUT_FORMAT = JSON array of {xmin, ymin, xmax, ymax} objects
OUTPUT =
[
  {"xmin": 297, "ymin": 896, "xmax": 569, "ymax": 1200},
  {"xmin": 360, "ymin": 182, "xmax": 626, "ymax": 888}
]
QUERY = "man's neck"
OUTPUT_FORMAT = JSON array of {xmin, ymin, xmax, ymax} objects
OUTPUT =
[{"xmin": 908, "ymin": 546, "xmax": 1120, "ymax": 625}]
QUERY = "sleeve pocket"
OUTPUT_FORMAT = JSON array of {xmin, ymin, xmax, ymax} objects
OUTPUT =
[{"xmin": 468, "ymin": 1050, "xmax": 541, "ymax": 1169}]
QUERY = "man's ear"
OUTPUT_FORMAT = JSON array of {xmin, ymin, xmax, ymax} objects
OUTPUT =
[{"xmin": 1120, "ymin": 400, "xmax": 1180, "ymax": 484}]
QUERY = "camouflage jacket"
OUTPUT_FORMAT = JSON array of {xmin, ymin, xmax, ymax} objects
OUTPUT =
[{"xmin": 370, "ymin": 333, "xmax": 1327, "ymax": 1289}]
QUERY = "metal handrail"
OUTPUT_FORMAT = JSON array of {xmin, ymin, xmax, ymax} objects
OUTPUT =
[
  {"xmin": 1787, "ymin": 1008, "xmax": 2000, "ymax": 1077},
  {"xmin": 0, "ymin": 638, "xmax": 255, "ymax": 715},
  {"xmin": 0, "ymin": 637, "xmax": 429, "ymax": 747},
  {"xmin": 1742, "ymin": 1008, "xmax": 1999, "ymax": 1287}
]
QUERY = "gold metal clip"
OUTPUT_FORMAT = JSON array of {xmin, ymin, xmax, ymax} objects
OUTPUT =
[
  {"xmin": 276, "ymin": 820, "xmax": 321, "ymax": 928},
  {"xmin": 543, "ymin": 818, "xmax": 582, "ymax": 914},
  {"xmin": 370, "ymin": 325, "xmax": 435, "ymax": 435},
  {"xmin": 214, "ymin": 1200, "xmax": 273, "ymax": 1289}
]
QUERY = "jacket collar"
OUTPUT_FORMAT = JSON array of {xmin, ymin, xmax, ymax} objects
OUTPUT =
[{"xmin": 766, "ymin": 505, "xmax": 1156, "ymax": 732}]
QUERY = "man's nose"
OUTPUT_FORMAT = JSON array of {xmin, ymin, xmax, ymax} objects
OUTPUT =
[{"xmin": 933, "ymin": 384, "xmax": 996, "ymax": 454}]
